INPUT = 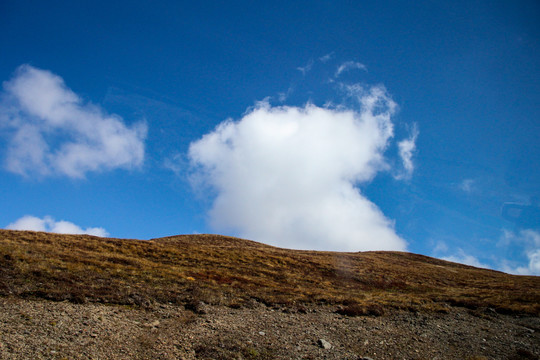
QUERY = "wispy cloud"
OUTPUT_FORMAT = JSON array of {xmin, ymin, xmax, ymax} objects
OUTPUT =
[
  {"xmin": 335, "ymin": 61, "xmax": 367, "ymax": 78},
  {"xmin": 0, "ymin": 65, "xmax": 147, "ymax": 178},
  {"xmin": 504, "ymin": 249, "xmax": 540, "ymax": 275},
  {"xmin": 500, "ymin": 229, "xmax": 540, "ymax": 275},
  {"xmin": 297, "ymin": 59, "xmax": 314, "ymax": 76},
  {"xmin": 319, "ymin": 52, "xmax": 334, "ymax": 63},
  {"xmin": 163, "ymin": 152, "xmax": 187, "ymax": 177},
  {"xmin": 460, "ymin": 179, "xmax": 475, "ymax": 193},
  {"xmin": 189, "ymin": 85, "xmax": 407, "ymax": 251},
  {"xmin": 436, "ymin": 229, "xmax": 540, "ymax": 275},
  {"xmin": 277, "ymin": 86, "xmax": 294, "ymax": 103},
  {"xmin": 396, "ymin": 124, "xmax": 419, "ymax": 179},
  {"xmin": 441, "ymin": 249, "xmax": 491, "ymax": 269},
  {"xmin": 433, "ymin": 240, "xmax": 449, "ymax": 254},
  {"xmin": 6, "ymin": 215, "xmax": 109, "ymax": 237}
]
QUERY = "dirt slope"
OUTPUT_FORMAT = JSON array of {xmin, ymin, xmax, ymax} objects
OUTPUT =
[{"xmin": 0, "ymin": 229, "xmax": 539, "ymax": 359}]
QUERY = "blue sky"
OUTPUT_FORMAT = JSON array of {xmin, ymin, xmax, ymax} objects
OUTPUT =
[{"xmin": 1, "ymin": 0, "xmax": 539, "ymax": 274}]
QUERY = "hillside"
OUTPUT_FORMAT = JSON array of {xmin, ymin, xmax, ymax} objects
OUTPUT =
[
  {"xmin": 0, "ymin": 229, "xmax": 539, "ymax": 359},
  {"xmin": 1, "ymin": 229, "xmax": 538, "ymax": 314}
]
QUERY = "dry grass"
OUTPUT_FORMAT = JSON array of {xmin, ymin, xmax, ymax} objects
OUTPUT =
[{"xmin": 0, "ymin": 229, "xmax": 539, "ymax": 314}]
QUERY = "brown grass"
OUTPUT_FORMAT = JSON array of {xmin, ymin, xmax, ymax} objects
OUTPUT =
[{"xmin": 0, "ymin": 229, "xmax": 539, "ymax": 315}]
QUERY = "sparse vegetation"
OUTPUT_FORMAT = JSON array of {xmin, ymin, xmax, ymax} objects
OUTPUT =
[{"xmin": 0, "ymin": 229, "xmax": 539, "ymax": 315}]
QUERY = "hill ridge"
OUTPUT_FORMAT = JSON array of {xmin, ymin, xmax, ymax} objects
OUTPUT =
[{"xmin": 0, "ymin": 229, "xmax": 538, "ymax": 315}]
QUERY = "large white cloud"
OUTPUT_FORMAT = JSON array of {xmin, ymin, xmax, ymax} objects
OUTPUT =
[
  {"xmin": 189, "ymin": 85, "xmax": 408, "ymax": 251},
  {"xmin": 0, "ymin": 65, "xmax": 147, "ymax": 178},
  {"xmin": 6, "ymin": 215, "xmax": 109, "ymax": 237}
]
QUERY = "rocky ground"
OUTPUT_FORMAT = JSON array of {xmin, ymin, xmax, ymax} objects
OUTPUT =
[{"xmin": 0, "ymin": 297, "xmax": 538, "ymax": 360}]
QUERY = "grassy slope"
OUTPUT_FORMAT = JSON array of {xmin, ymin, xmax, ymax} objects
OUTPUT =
[{"xmin": 0, "ymin": 229, "xmax": 538, "ymax": 315}]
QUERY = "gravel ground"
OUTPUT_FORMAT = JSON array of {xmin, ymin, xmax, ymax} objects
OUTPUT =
[{"xmin": 0, "ymin": 297, "xmax": 538, "ymax": 360}]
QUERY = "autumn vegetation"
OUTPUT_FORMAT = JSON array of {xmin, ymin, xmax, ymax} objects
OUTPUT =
[{"xmin": 0, "ymin": 229, "xmax": 538, "ymax": 315}]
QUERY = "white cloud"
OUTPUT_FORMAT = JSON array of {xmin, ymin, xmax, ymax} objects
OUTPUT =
[
  {"xmin": 189, "ymin": 85, "xmax": 407, "ymax": 251},
  {"xmin": 297, "ymin": 59, "xmax": 314, "ymax": 76},
  {"xmin": 6, "ymin": 215, "xmax": 109, "ymax": 237},
  {"xmin": 433, "ymin": 240, "xmax": 449, "ymax": 254},
  {"xmin": 0, "ymin": 65, "xmax": 147, "ymax": 178},
  {"xmin": 319, "ymin": 52, "xmax": 334, "ymax": 63},
  {"xmin": 501, "ymin": 228, "xmax": 540, "ymax": 247},
  {"xmin": 507, "ymin": 249, "xmax": 540, "ymax": 275},
  {"xmin": 500, "ymin": 229, "xmax": 540, "ymax": 275},
  {"xmin": 335, "ymin": 61, "xmax": 367, "ymax": 78},
  {"xmin": 460, "ymin": 179, "xmax": 475, "ymax": 193},
  {"xmin": 163, "ymin": 152, "xmax": 187, "ymax": 177},
  {"xmin": 396, "ymin": 124, "xmax": 418, "ymax": 179},
  {"xmin": 441, "ymin": 249, "xmax": 491, "ymax": 269},
  {"xmin": 436, "ymin": 229, "xmax": 540, "ymax": 275},
  {"xmin": 277, "ymin": 86, "xmax": 294, "ymax": 103}
]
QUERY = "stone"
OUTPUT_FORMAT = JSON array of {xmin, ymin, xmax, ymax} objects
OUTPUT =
[
  {"xmin": 318, "ymin": 339, "xmax": 332, "ymax": 349},
  {"xmin": 144, "ymin": 320, "xmax": 160, "ymax": 328}
]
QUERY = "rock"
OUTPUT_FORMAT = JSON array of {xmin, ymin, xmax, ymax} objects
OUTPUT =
[
  {"xmin": 318, "ymin": 339, "xmax": 332, "ymax": 349},
  {"xmin": 258, "ymin": 331, "xmax": 265, "ymax": 336},
  {"xmin": 359, "ymin": 357, "xmax": 374, "ymax": 360},
  {"xmin": 143, "ymin": 320, "xmax": 160, "ymax": 328},
  {"xmin": 186, "ymin": 301, "xmax": 208, "ymax": 314},
  {"xmin": 128, "ymin": 294, "xmax": 152, "ymax": 309},
  {"xmin": 150, "ymin": 320, "xmax": 160, "ymax": 327}
]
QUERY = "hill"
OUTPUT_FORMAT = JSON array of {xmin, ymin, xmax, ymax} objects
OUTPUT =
[
  {"xmin": 1, "ymin": 229, "xmax": 538, "ymax": 314},
  {"xmin": 0, "ymin": 229, "xmax": 539, "ymax": 359}
]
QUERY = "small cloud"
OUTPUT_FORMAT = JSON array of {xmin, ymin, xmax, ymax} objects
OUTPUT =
[
  {"xmin": 438, "ymin": 229, "xmax": 540, "ymax": 275},
  {"xmin": 297, "ymin": 59, "xmax": 314, "ymax": 76},
  {"xmin": 501, "ymin": 199, "xmax": 540, "ymax": 230},
  {"xmin": 499, "ymin": 229, "xmax": 540, "ymax": 275},
  {"xmin": 433, "ymin": 241, "xmax": 448, "ymax": 254},
  {"xmin": 502, "ymin": 249, "xmax": 540, "ymax": 275},
  {"xmin": 396, "ymin": 124, "xmax": 419, "ymax": 180},
  {"xmin": 0, "ymin": 65, "xmax": 147, "ymax": 178},
  {"xmin": 164, "ymin": 152, "xmax": 187, "ymax": 177},
  {"xmin": 441, "ymin": 249, "xmax": 491, "ymax": 269},
  {"xmin": 500, "ymin": 228, "xmax": 540, "ymax": 247},
  {"xmin": 277, "ymin": 86, "xmax": 294, "ymax": 103},
  {"xmin": 335, "ymin": 61, "xmax": 367, "ymax": 78},
  {"xmin": 6, "ymin": 215, "xmax": 109, "ymax": 237},
  {"xmin": 319, "ymin": 52, "xmax": 334, "ymax": 63},
  {"xmin": 460, "ymin": 179, "xmax": 475, "ymax": 193}
]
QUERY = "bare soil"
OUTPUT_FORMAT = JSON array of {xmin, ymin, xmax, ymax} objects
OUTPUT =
[
  {"xmin": 0, "ymin": 296, "xmax": 538, "ymax": 360},
  {"xmin": 1, "ymin": 230, "xmax": 539, "ymax": 359}
]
